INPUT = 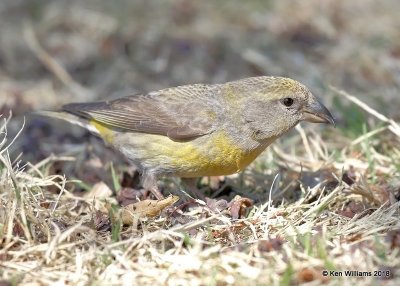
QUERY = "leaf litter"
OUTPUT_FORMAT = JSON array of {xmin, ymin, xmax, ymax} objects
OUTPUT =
[
  {"xmin": 1, "ymin": 1, "xmax": 400, "ymax": 284},
  {"xmin": 1, "ymin": 99, "xmax": 400, "ymax": 285}
]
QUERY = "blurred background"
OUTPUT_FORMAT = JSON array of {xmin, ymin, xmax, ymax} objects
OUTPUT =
[{"xmin": 0, "ymin": 0, "xmax": 399, "ymax": 189}]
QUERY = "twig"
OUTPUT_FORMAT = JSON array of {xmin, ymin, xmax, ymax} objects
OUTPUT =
[
  {"xmin": 330, "ymin": 85, "xmax": 400, "ymax": 138},
  {"xmin": 350, "ymin": 126, "xmax": 387, "ymax": 146},
  {"xmin": 23, "ymin": 24, "xmax": 95, "ymax": 101},
  {"xmin": 295, "ymin": 124, "xmax": 315, "ymax": 161}
]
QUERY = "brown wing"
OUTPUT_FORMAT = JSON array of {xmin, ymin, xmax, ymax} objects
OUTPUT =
[{"xmin": 62, "ymin": 84, "xmax": 217, "ymax": 142}]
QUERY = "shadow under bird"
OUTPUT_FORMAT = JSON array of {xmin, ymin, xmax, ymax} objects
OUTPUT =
[{"xmin": 38, "ymin": 76, "xmax": 335, "ymax": 199}]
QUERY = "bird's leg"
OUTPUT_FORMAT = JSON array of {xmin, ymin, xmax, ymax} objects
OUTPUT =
[
  {"xmin": 181, "ymin": 177, "xmax": 205, "ymax": 200},
  {"xmin": 149, "ymin": 186, "xmax": 164, "ymax": 200},
  {"xmin": 142, "ymin": 172, "xmax": 164, "ymax": 200}
]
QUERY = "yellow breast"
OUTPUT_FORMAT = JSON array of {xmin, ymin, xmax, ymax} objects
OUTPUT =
[
  {"xmin": 146, "ymin": 131, "xmax": 267, "ymax": 177},
  {"xmin": 92, "ymin": 120, "xmax": 267, "ymax": 177}
]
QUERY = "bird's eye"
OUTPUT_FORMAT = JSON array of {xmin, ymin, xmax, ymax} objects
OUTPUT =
[{"xmin": 282, "ymin": 98, "xmax": 294, "ymax": 107}]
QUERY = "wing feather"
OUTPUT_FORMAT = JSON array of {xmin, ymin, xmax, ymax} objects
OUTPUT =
[{"xmin": 62, "ymin": 86, "xmax": 217, "ymax": 141}]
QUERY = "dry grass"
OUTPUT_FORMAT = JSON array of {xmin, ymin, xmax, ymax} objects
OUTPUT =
[
  {"xmin": 1, "ymin": 91, "xmax": 400, "ymax": 285},
  {"xmin": 1, "ymin": 1, "xmax": 400, "ymax": 285}
]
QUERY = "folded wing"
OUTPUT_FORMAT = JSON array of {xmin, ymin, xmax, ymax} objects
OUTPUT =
[{"xmin": 63, "ymin": 85, "xmax": 216, "ymax": 142}]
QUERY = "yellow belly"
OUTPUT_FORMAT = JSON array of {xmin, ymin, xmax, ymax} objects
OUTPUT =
[
  {"xmin": 128, "ymin": 131, "xmax": 266, "ymax": 177},
  {"xmin": 171, "ymin": 132, "xmax": 266, "ymax": 177},
  {"xmin": 92, "ymin": 120, "xmax": 267, "ymax": 177}
]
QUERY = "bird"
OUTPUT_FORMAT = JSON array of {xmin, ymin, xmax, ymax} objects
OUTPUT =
[{"xmin": 38, "ymin": 76, "xmax": 334, "ymax": 199}]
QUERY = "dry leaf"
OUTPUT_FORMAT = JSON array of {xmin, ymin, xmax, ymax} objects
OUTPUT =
[
  {"xmin": 296, "ymin": 267, "xmax": 328, "ymax": 283},
  {"xmin": 83, "ymin": 182, "xmax": 114, "ymax": 212},
  {"xmin": 117, "ymin": 187, "xmax": 148, "ymax": 206},
  {"xmin": 84, "ymin": 181, "xmax": 113, "ymax": 200},
  {"xmin": 258, "ymin": 238, "xmax": 284, "ymax": 252},
  {"xmin": 345, "ymin": 233, "xmax": 363, "ymax": 243},
  {"xmin": 121, "ymin": 195, "xmax": 179, "ymax": 225},
  {"xmin": 337, "ymin": 201, "xmax": 366, "ymax": 218},
  {"xmin": 12, "ymin": 221, "xmax": 25, "ymax": 238},
  {"xmin": 342, "ymin": 166, "xmax": 357, "ymax": 186},
  {"xmin": 205, "ymin": 197, "xmax": 229, "ymax": 212},
  {"xmin": 94, "ymin": 210, "xmax": 111, "ymax": 231},
  {"xmin": 228, "ymin": 195, "xmax": 253, "ymax": 219}
]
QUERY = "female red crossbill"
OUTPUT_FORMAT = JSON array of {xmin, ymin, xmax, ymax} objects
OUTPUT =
[{"xmin": 39, "ymin": 76, "xmax": 334, "ymax": 198}]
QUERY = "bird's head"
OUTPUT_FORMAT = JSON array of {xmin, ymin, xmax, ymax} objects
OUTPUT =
[{"xmin": 238, "ymin": 76, "xmax": 335, "ymax": 141}]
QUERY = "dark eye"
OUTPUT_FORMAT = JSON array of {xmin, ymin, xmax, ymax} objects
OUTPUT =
[{"xmin": 282, "ymin": 97, "xmax": 294, "ymax": 107}]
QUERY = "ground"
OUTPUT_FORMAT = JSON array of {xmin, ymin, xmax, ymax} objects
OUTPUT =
[{"xmin": 0, "ymin": 1, "xmax": 400, "ymax": 285}]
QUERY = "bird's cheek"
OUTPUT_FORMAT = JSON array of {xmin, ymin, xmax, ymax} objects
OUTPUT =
[{"xmin": 278, "ymin": 115, "xmax": 299, "ymax": 133}]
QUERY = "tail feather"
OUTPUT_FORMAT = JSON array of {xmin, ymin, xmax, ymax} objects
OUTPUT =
[{"xmin": 33, "ymin": 111, "xmax": 100, "ymax": 135}]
